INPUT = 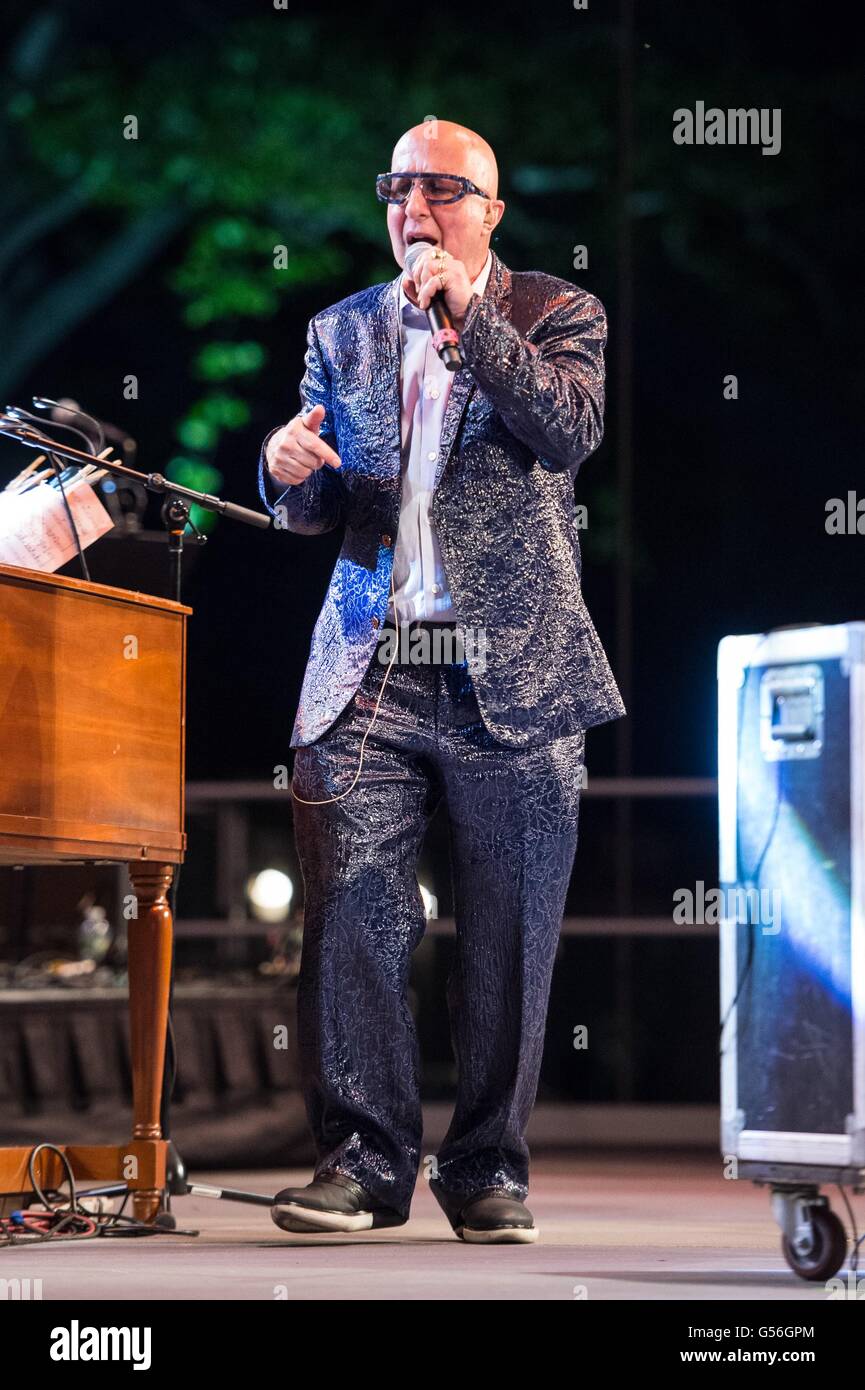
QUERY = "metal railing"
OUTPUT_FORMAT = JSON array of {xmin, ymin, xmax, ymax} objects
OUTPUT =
[{"xmin": 173, "ymin": 777, "xmax": 719, "ymax": 940}]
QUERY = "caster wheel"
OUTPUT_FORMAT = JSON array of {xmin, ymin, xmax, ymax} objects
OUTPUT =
[
  {"xmin": 782, "ymin": 1208, "xmax": 847, "ymax": 1281},
  {"xmin": 153, "ymin": 1210, "xmax": 177, "ymax": 1230}
]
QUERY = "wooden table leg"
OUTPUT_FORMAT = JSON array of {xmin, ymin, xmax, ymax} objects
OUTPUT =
[{"xmin": 127, "ymin": 861, "xmax": 174, "ymax": 1223}]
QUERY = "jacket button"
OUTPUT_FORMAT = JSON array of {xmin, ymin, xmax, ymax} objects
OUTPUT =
[
  {"xmin": 371, "ymin": 616, "xmax": 380, "ymax": 630},
  {"xmin": 381, "ymin": 533, "xmax": 392, "ymax": 546}
]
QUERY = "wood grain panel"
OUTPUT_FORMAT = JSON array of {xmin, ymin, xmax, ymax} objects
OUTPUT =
[{"xmin": 0, "ymin": 563, "xmax": 190, "ymax": 862}]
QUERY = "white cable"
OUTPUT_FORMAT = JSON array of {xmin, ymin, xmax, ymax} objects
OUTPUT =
[{"xmin": 290, "ymin": 558, "xmax": 400, "ymax": 805}]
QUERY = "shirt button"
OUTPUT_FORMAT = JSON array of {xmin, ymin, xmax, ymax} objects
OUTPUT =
[
  {"xmin": 428, "ymin": 388, "xmax": 440, "ymax": 400},
  {"xmin": 430, "ymin": 583, "xmax": 442, "ymax": 595},
  {"xmin": 428, "ymin": 451, "xmax": 438, "ymax": 463}
]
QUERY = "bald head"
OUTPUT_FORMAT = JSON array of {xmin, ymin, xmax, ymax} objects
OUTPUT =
[
  {"xmin": 391, "ymin": 120, "xmax": 499, "ymax": 199},
  {"xmin": 384, "ymin": 120, "xmax": 505, "ymax": 280}
]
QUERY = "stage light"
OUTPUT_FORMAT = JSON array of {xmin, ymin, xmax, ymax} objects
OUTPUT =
[{"xmin": 247, "ymin": 868, "xmax": 294, "ymax": 923}]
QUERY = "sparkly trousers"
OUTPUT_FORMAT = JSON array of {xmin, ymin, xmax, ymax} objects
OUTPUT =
[{"xmin": 289, "ymin": 625, "xmax": 585, "ymax": 1223}]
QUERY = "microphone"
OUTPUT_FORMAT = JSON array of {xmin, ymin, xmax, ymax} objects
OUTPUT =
[{"xmin": 403, "ymin": 240, "xmax": 463, "ymax": 372}]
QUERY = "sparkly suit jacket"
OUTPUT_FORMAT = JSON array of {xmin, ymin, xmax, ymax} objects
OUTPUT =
[{"xmin": 258, "ymin": 249, "xmax": 626, "ymax": 748}]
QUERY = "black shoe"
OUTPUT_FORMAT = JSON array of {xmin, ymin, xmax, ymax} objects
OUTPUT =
[
  {"xmin": 435, "ymin": 1186, "xmax": 539, "ymax": 1244},
  {"xmin": 270, "ymin": 1173, "xmax": 406, "ymax": 1234}
]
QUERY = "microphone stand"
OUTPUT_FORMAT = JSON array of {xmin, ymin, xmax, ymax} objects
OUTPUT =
[
  {"xmin": 0, "ymin": 421, "xmax": 271, "ymax": 536},
  {"xmin": 1, "ymin": 418, "xmax": 274, "ymax": 1225}
]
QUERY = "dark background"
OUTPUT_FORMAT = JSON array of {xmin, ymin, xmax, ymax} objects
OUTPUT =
[
  {"xmin": 0, "ymin": 0, "xmax": 861, "ymax": 1118},
  {"xmin": 3, "ymin": 0, "xmax": 860, "ymax": 782}
]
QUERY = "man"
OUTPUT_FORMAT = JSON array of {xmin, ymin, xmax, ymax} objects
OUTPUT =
[{"xmin": 259, "ymin": 121, "xmax": 625, "ymax": 1244}]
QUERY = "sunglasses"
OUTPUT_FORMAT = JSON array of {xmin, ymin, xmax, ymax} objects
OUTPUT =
[{"xmin": 375, "ymin": 171, "xmax": 491, "ymax": 205}]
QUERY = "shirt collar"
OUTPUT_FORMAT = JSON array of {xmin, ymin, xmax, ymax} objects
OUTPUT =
[{"xmin": 398, "ymin": 249, "xmax": 493, "ymax": 321}]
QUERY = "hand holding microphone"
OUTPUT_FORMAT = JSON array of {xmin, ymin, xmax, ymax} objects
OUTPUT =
[
  {"xmin": 266, "ymin": 404, "xmax": 341, "ymax": 486},
  {"xmin": 403, "ymin": 242, "xmax": 475, "ymax": 371}
]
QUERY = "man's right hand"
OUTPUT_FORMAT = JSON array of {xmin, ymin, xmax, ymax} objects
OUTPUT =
[{"xmin": 265, "ymin": 404, "xmax": 342, "ymax": 486}]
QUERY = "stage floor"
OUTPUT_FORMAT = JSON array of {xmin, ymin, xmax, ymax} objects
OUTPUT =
[{"xmin": 3, "ymin": 1151, "xmax": 849, "ymax": 1300}]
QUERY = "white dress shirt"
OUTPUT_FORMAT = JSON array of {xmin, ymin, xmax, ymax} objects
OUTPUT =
[{"xmin": 387, "ymin": 249, "xmax": 493, "ymax": 623}]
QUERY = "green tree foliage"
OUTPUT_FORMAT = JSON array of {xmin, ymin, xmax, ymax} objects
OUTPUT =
[{"xmin": 1, "ymin": 4, "xmax": 858, "ymax": 538}]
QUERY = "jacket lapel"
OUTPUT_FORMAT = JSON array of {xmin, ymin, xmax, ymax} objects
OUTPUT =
[
  {"xmin": 375, "ymin": 250, "xmax": 512, "ymax": 489},
  {"xmin": 434, "ymin": 250, "xmax": 510, "ymax": 488},
  {"xmin": 371, "ymin": 276, "xmax": 404, "ymax": 480}
]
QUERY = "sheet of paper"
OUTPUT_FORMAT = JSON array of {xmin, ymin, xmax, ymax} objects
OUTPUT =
[{"xmin": 0, "ymin": 475, "xmax": 115, "ymax": 572}]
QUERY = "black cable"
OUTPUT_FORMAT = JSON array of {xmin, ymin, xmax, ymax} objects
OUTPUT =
[
  {"xmin": 0, "ymin": 1151, "xmax": 197, "ymax": 1246},
  {"xmin": 32, "ymin": 396, "xmax": 105, "ymax": 454},
  {"xmin": 48, "ymin": 450, "xmax": 90, "ymax": 581},
  {"xmin": 0, "ymin": 1145, "xmax": 87, "ymax": 1247},
  {"xmin": 0, "ymin": 1210, "xmax": 182, "ymax": 1245},
  {"xmin": 5, "ymin": 405, "xmax": 103, "ymax": 581},
  {"xmin": 719, "ymin": 633, "xmax": 780, "ymax": 1047},
  {"xmin": 27, "ymin": 1142, "xmax": 76, "ymax": 1213},
  {"xmin": 718, "ymin": 772, "xmax": 784, "ymax": 1047},
  {"xmin": 5, "ymin": 409, "xmax": 97, "ymax": 457},
  {"xmin": 837, "ymin": 1183, "xmax": 863, "ymax": 1276}
]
